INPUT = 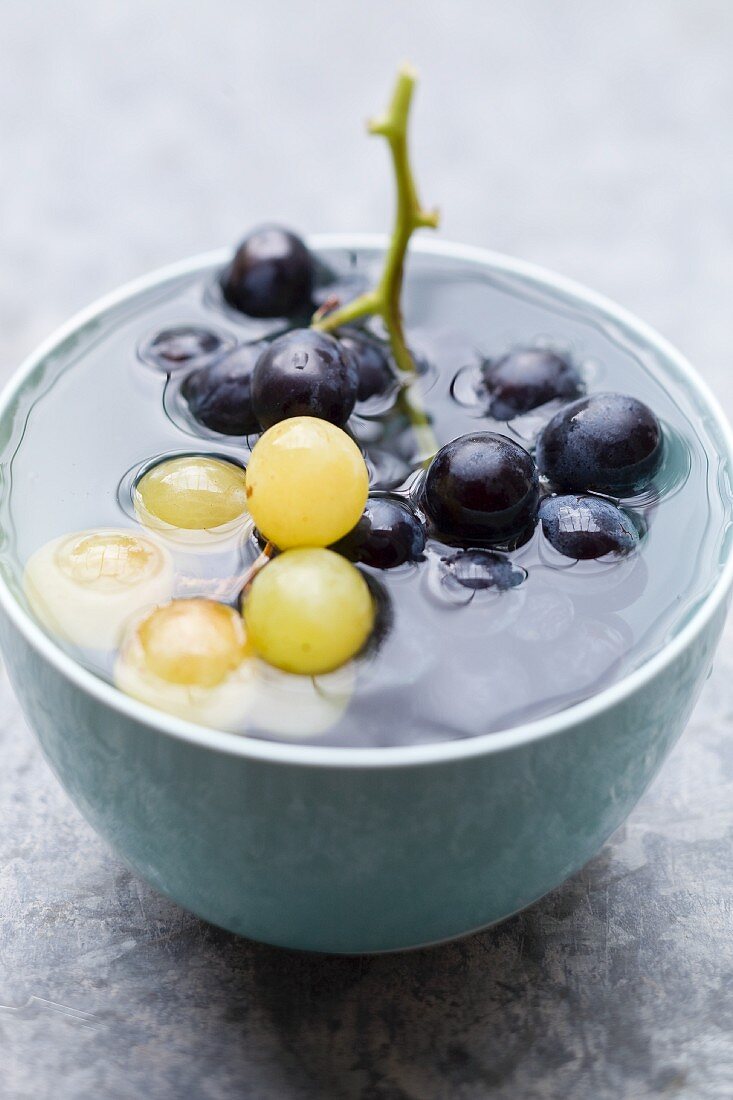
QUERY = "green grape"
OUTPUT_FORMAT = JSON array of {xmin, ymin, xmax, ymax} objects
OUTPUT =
[
  {"xmin": 245, "ymin": 416, "xmax": 369, "ymax": 548},
  {"xmin": 135, "ymin": 455, "xmax": 248, "ymax": 532},
  {"xmin": 136, "ymin": 598, "xmax": 250, "ymax": 687},
  {"xmin": 23, "ymin": 528, "xmax": 173, "ymax": 650},
  {"xmin": 243, "ymin": 547, "xmax": 374, "ymax": 675}
]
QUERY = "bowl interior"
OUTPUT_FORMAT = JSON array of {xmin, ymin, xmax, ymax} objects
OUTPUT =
[{"xmin": 0, "ymin": 235, "xmax": 732, "ymax": 765}]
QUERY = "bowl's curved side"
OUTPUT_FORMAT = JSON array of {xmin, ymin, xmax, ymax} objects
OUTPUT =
[
  {"xmin": 1, "ymin": 238, "xmax": 732, "ymax": 950},
  {"xmin": 1, "ymin": 585, "xmax": 726, "ymax": 952}
]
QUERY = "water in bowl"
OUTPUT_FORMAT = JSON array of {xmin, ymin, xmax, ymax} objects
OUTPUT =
[{"xmin": 1, "ymin": 245, "xmax": 730, "ymax": 746}]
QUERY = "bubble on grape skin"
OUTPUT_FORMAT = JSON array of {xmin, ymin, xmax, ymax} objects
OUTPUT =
[{"xmin": 24, "ymin": 529, "xmax": 174, "ymax": 650}]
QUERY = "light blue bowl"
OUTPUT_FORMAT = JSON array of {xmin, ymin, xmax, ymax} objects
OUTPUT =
[{"xmin": 1, "ymin": 238, "xmax": 731, "ymax": 954}]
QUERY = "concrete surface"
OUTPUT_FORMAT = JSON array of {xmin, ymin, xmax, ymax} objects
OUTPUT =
[{"xmin": 1, "ymin": 2, "xmax": 732, "ymax": 1097}]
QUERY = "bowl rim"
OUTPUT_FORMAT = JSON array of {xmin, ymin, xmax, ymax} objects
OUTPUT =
[{"xmin": 2, "ymin": 233, "xmax": 732, "ymax": 769}]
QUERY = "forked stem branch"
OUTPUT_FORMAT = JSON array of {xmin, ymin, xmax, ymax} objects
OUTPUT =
[
  {"xmin": 313, "ymin": 64, "xmax": 438, "ymax": 371},
  {"xmin": 311, "ymin": 65, "xmax": 440, "ymax": 461}
]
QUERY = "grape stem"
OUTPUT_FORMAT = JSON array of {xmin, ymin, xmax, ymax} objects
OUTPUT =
[
  {"xmin": 177, "ymin": 541, "xmax": 274, "ymax": 602},
  {"xmin": 311, "ymin": 64, "xmax": 440, "ymax": 461},
  {"xmin": 240, "ymin": 541, "xmax": 274, "ymax": 593}
]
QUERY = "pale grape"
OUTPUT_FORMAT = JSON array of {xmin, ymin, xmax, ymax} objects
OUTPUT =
[
  {"xmin": 23, "ymin": 529, "xmax": 173, "ymax": 649},
  {"xmin": 117, "ymin": 605, "xmax": 352, "ymax": 735},
  {"xmin": 115, "ymin": 599, "xmax": 259, "ymax": 730},
  {"xmin": 243, "ymin": 547, "xmax": 374, "ymax": 675},
  {"xmin": 135, "ymin": 455, "xmax": 248, "ymax": 534},
  {"xmin": 244, "ymin": 416, "xmax": 368, "ymax": 549},
  {"xmin": 135, "ymin": 599, "xmax": 249, "ymax": 687}
]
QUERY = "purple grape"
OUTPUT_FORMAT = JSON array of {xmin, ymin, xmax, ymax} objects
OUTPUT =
[
  {"xmin": 540, "ymin": 494, "xmax": 640, "ymax": 559},
  {"xmin": 536, "ymin": 392, "xmax": 663, "ymax": 494},
  {"xmin": 483, "ymin": 347, "xmax": 582, "ymax": 419},
  {"xmin": 220, "ymin": 226, "xmax": 314, "ymax": 318},
  {"xmin": 251, "ymin": 329, "xmax": 358, "ymax": 429},
  {"xmin": 332, "ymin": 497, "xmax": 425, "ymax": 569},
  {"xmin": 181, "ymin": 343, "xmax": 263, "ymax": 436},
  {"xmin": 423, "ymin": 432, "xmax": 539, "ymax": 546}
]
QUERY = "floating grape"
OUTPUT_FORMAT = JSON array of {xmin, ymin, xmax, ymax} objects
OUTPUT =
[
  {"xmin": 135, "ymin": 455, "xmax": 249, "ymax": 533},
  {"xmin": 139, "ymin": 326, "xmax": 232, "ymax": 373},
  {"xmin": 539, "ymin": 495, "xmax": 641, "ymax": 559},
  {"xmin": 251, "ymin": 329, "xmax": 358, "ymax": 429},
  {"xmin": 181, "ymin": 343, "xmax": 263, "ymax": 436},
  {"xmin": 23, "ymin": 529, "xmax": 173, "ymax": 649},
  {"xmin": 423, "ymin": 432, "xmax": 539, "ymax": 546},
  {"xmin": 220, "ymin": 226, "xmax": 315, "ymax": 318},
  {"xmin": 243, "ymin": 548, "xmax": 374, "ymax": 675},
  {"xmin": 332, "ymin": 497, "xmax": 425, "ymax": 569},
  {"xmin": 337, "ymin": 328, "xmax": 395, "ymax": 402},
  {"xmin": 245, "ymin": 417, "xmax": 369, "ymax": 548},
  {"xmin": 115, "ymin": 598, "xmax": 261, "ymax": 728},
  {"xmin": 136, "ymin": 599, "xmax": 249, "ymax": 687},
  {"xmin": 536, "ymin": 393, "xmax": 663, "ymax": 494},
  {"xmin": 483, "ymin": 347, "xmax": 582, "ymax": 419},
  {"xmin": 442, "ymin": 549, "xmax": 526, "ymax": 591}
]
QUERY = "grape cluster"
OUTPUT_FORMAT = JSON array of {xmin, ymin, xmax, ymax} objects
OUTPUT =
[{"xmin": 134, "ymin": 232, "xmax": 665, "ymax": 694}]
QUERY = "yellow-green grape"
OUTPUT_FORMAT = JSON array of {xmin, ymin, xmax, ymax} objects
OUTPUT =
[
  {"xmin": 243, "ymin": 547, "xmax": 374, "ymax": 675},
  {"xmin": 135, "ymin": 599, "xmax": 249, "ymax": 688},
  {"xmin": 135, "ymin": 455, "xmax": 248, "ymax": 533},
  {"xmin": 23, "ymin": 528, "xmax": 174, "ymax": 649},
  {"xmin": 115, "ymin": 598, "xmax": 260, "ymax": 729},
  {"xmin": 245, "ymin": 416, "xmax": 369, "ymax": 548},
  {"xmin": 115, "ymin": 601, "xmax": 353, "ymax": 735}
]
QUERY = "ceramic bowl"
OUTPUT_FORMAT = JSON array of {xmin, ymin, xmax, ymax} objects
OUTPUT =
[{"xmin": 1, "ymin": 237, "xmax": 731, "ymax": 953}]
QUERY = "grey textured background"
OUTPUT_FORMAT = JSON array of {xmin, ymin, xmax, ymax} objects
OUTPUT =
[{"xmin": 1, "ymin": 2, "xmax": 732, "ymax": 1098}]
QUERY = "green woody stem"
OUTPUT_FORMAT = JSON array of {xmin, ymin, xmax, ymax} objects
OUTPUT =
[
  {"xmin": 313, "ymin": 64, "xmax": 438, "ymax": 371},
  {"xmin": 312, "ymin": 65, "xmax": 440, "ymax": 460}
]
